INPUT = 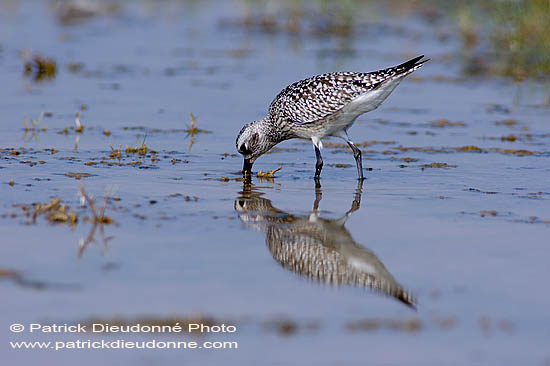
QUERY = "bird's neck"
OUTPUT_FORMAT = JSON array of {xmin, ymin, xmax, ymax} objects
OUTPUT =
[
  {"xmin": 259, "ymin": 117, "xmax": 287, "ymax": 143},
  {"xmin": 264, "ymin": 116, "xmax": 296, "ymax": 141}
]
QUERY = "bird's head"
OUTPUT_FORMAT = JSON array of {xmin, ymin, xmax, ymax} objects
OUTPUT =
[{"xmin": 236, "ymin": 119, "xmax": 279, "ymax": 175}]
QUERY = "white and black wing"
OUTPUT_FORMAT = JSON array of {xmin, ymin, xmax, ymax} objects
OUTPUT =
[{"xmin": 267, "ymin": 55, "xmax": 428, "ymax": 125}]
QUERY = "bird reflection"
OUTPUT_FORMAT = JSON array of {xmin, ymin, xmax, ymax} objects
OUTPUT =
[{"xmin": 234, "ymin": 181, "xmax": 416, "ymax": 308}]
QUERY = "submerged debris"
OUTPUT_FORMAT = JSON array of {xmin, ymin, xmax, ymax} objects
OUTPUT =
[
  {"xmin": 185, "ymin": 112, "xmax": 211, "ymax": 149},
  {"xmin": 455, "ymin": 145, "xmax": 483, "ymax": 152},
  {"xmin": 431, "ymin": 314, "xmax": 458, "ymax": 330},
  {"xmin": 500, "ymin": 134, "xmax": 516, "ymax": 142},
  {"xmin": 0, "ymin": 267, "xmax": 77, "ymax": 290},
  {"xmin": 421, "ymin": 162, "xmax": 457, "ymax": 169},
  {"xmin": 109, "ymin": 146, "xmax": 122, "ymax": 160},
  {"xmin": 256, "ymin": 166, "xmax": 282, "ymax": 178},
  {"xmin": 324, "ymin": 140, "xmax": 395, "ymax": 149},
  {"xmin": 23, "ymin": 53, "xmax": 57, "ymax": 82},
  {"xmin": 101, "ymin": 137, "xmax": 160, "ymax": 168},
  {"xmin": 77, "ymin": 186, "xmax": 114, "ymax": 258},
  {"xmin": 12, "ymin": 197, "xmax": 78, "ymax": 227},
  {"xmin": 124, "ymin": 141, "xmax": 147, "ymax": 155},
  {"xmin": 395, "ymin": 145, "xmax": 541, "ymax": 156},
  {"xmin": 480, "ymin": 210, "xmax": 498, "ymax": 217},
  {"xmin": 328, "ymin": 163, "xmax": 351, "ymax": 168},
  {"xmin": 4, "ymin": 186, "xmax": 115, "ymax": 257},
  {"xmin": 67, "ymin": 62, "xmax": 85, "ymax": 73},
  {"xmin": 64, "ymin": 172, "xmax": 94, "ymax": 179},
  {"xmin": 429, "ymin": 119, "xmax": 466, "ymax": 128},
  {"xmin": 390, "ymin": 157, "xmax": 418, "ymax": 163},
  {"xmin": 489, "ymin": 148, "xmax": 534, "ymax": 156},
  {"xmin": 23, "ymin": 112, "xmax": 47, "ymax": 141},
  {"xmin": 54, "ymin": 0, "xmax": 121, "ymax": 26},
  {"xmin": 466, "ymin": 188, "xmax": 499, "ymax": 195},
  {"xmin": 263, "ymin": 318, "xmax": 299, "ymax": 336},
  {"xmin": 75, "ymin": 112, "xmax": 84, "ymax": 133},
  {"xmin": 346, "ymin": 318, "xmax": 421, "ymax": 332},
  {"xmin": 495, "ymin": 119, "xmax": 517, "ymax": 127}
]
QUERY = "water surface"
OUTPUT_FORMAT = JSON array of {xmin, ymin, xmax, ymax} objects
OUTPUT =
[{"xmin": 1, "ymin": 1, "xmax": 549, "ymax": 365}]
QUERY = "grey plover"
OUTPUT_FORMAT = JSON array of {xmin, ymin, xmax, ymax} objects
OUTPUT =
[
  {"xmin": 236, "ymin": 55, "xmax": 428, "ymax": 179},
  {"xmin": 234, "ymin": 181, "xmax": 415, "ymax": 307}
]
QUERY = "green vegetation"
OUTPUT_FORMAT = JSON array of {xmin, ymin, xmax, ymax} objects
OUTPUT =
[
  {"xmin": 238, "ymin": 0, "xmax": 550, "ymax": 80},
  {"xmin": 456, "ymin": 0, "xmax": 550, "ymax": 79}
]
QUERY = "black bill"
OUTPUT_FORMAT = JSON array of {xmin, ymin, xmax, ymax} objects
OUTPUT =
[{"xmin": 242, "ymin": 159, "xmax": 253, "ymax": 176}]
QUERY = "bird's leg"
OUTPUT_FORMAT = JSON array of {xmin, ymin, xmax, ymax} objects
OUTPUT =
[
  {"xmin": 314, "ymin": 145, "xmax": 323, "ymax": 180},
  {"xmin": 242, "ymin": 173, "xmax": 252, "ymax": 184},
  {"xmin": 313, "ymin": 179, "xmax": 322, "ymax": 212},
  {"xmin": 347, "ymin": 141, "xmax": 364, "ymax": 180},
  {"xmin": 346, "ymin": 180, "xmax": 364, "ymax": 216},
  {"xmin": 242, "ymin": 158, "xmax": 253, "ymax": 177}
]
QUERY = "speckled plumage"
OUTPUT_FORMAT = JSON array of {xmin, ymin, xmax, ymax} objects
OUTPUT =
[
  {"xmin": 236, "ymin": 55, "xmax": 428, "ymax": 179},
  {"xmin": 269, "ymin": 70, "xmax": 401, "ymax": 125}
]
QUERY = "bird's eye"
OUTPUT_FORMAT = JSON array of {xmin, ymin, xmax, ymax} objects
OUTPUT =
[{"xmin": 238, "ymin": 144, "xmax": 251, "ymax": 155}]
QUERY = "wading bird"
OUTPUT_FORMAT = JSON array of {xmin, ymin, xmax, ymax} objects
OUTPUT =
[{"xmin": 236, "ymin": 55, "xmax": 428, "ymax": 180}]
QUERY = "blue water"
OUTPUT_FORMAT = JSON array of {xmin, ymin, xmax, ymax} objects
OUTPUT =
[{"xmin": 1, "ymin": 1, "xmax": 549, "ymax": 365}]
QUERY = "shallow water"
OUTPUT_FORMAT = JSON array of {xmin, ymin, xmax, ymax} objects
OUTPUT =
[{"xmin": 1, "ymin": 1, "xmax": 549, "ymax": 365}]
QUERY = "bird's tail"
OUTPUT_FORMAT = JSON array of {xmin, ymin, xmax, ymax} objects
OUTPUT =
[
  {"xmin": 394, "ymin": 55, "xmax": 430, "ymax": 74},
  {"xmin": 369, "ymin": 55, "xmax": 429, "ymax": 92}
]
